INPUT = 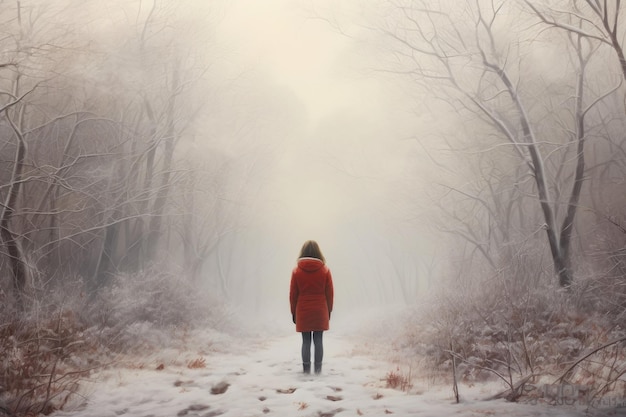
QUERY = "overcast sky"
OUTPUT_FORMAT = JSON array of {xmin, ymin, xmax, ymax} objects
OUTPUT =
[
  {"xmin": 220, "ymin": 0, "xmax": 359, "ymax": 121},
  {"xmin": 209, "ymin": 0, "xmax": 435, "ymax": 314}
]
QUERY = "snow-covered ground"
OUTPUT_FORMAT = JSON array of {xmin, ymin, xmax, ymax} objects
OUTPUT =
[{"xmin": 50, "ymin": 310, "xmax": 600, "ymax": 417}]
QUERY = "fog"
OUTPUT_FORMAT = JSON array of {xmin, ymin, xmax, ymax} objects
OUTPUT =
[
  {"xmin": 202, "ymin": 0, "xmax": 436, "ymax": 316},
  {"xmin": 7, "ymin": 1, "xmax": 626, "ymax": 413},
  {"xmin": 3, "ymin": 0, "xmax": 621, "ymax": 319}
]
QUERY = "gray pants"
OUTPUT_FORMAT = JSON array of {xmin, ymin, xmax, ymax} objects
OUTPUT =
[{"xmin": 301, "ymin": 331, "xmax": 323, "ymax": 367}]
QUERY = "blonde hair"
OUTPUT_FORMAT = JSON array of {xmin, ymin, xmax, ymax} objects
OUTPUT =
[{"xmin": 298, "ymin": 240, "xmax": 326, "ymax": 263}]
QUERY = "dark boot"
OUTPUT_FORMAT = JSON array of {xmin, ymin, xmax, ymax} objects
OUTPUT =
[
  {"xmin": 303, "ymin": 363, "xmax": 311, "ymax": 374},
  {"xmin": 314, "ymin": 362, "xmax": 322, "ymax": 374}
]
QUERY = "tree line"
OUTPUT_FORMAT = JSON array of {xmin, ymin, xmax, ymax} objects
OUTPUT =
[
  {"xmin": 366, "ymin": 0, "xmax": 626, "ymax": 292},
  {"xmin": 0, "ymin": 1, "xmax": 267, "ymax": 311}
]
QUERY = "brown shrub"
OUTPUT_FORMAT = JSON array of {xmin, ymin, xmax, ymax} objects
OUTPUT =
[
  {"xmin": 384, "ymin": 367, "xmax": 413, "ymax": 392},
  {"xmin": 0, "ymin": 308, "xmax": 94, "ymax": 416}
]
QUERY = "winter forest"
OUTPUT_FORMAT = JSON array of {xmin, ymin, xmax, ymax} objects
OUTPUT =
[{"xmin": 3, "ymin": 0, "xmax": 626, "ymax": 416}]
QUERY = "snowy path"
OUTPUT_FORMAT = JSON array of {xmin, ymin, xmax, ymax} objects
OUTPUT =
[{"xmin": 51, "ymin": 326, "xmax": 590, "ymax": 417}]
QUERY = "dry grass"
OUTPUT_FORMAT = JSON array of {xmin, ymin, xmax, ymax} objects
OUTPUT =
[
  {"xmin": 187, "ymin": 357, "xmax": 206, "ymax": 369},
  {"xmin": 0, "ymin": 309, "xmax": 97, "ymax": 416},
  {"xmin": 384, "ymin": 367, "xmax": 413, "ymax": 392},
  {"xmin": 0, "ymin": 268, "xmax": 231, "ymax": 416},
  {"xmin": 404, "ymin": 270, "xmax": 626, "ymax": 404}
]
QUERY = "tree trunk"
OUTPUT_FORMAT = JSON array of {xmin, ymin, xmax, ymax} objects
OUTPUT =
[
  {"xmin": 147, "ymin": 64, "xmax": 180, "ymax": 260},
  {"xmin": 491, "ymin": 62, "xmax": 570, "ymax": 286},
  {"xmin": 2, "ymin": 110, "xmax": 28, "ymax": 309},
  {"xmin": 557, "ymin": 36, "xmax": 588, "ymax": 288},
  {"xmin": 91, "ymin": 221, "xmax": 120, "ymax": 293}
]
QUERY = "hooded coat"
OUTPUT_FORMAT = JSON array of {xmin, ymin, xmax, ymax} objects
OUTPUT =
[{"xmin": 290, "ymin": 257, "xmax": 334, "ymax": 332}]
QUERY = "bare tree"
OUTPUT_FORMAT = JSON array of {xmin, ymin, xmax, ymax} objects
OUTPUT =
[
  {"xmin": 374, "ymin": 0, "xmax": 617, "ymax": 286},
  {"xmin": 1, "ymin": 92, "xmax": 33, "ymax": 310},
  {"xmin": 0, "ymin": 0, "xmax": 220, "ymax": 305},
  {"xmin": 524, "ymin": 1, "xmax": 626, "ymax": 82},
  {"xmin": 0, "ymin": 0, "xmax": 70, "ymax": 307},
  {"xmin": 175, "ymin": 159, "xmax": 240, "ymax": 285}
]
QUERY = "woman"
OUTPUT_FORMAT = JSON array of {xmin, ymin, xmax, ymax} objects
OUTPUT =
[{"xmin": 289, "ymin": 240, "xmax": 334, "ymax": 374}]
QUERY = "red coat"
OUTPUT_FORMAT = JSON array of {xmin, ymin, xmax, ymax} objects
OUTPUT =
[{"xmin": 290, "ymin": 257, "xmax": 334, "ymax": 332}]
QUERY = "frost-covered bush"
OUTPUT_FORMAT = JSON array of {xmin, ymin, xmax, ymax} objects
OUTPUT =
[
  {"xmin": 407, "ymin": 269, "xmax": 626, "ymax": 403},
  {"xmin": 92, "ymin": 268, "xmax": 223, "ymax": 327},
  {"xmin": 85, "ymin": 267, "xmax": 231, "ymax": 351},
  {"xmin": 0, "ymin": 265, "xmax": 237, "ymax": 415},
  {"xmin": 0, "ymin": 304, "xmax": 92, "ymax": 416}
]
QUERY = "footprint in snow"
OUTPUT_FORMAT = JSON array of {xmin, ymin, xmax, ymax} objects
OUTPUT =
[
  {"xmin": 177, "ymin": 404, "xmax": 210, "ymax": 416},
  {"xmin": 317, "ymin": 408, "xmax": 344, "ymax": 417},
  {"xmin": 204, "ymin": 412, "xmax": 225, "ymax": 417},
  {"xmin": 276, "ymin": 387, "xmax": 297, "ymax": 394},
  {"xmin": 179, "ymin": 408, "xmax": 225, "ymax": 417},
  {"xmin": 210, "ymin": 381, "xmax": 230, "ymax": 395}
]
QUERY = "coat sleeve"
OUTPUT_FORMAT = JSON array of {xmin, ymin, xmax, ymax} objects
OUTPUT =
[
  {"xmin": 289, "ymin": 271, "xmax": 298, "ymax": 316},
  {"xmin": 325, "ymin": 269, "xmax": 334, "ymax": 314}
]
